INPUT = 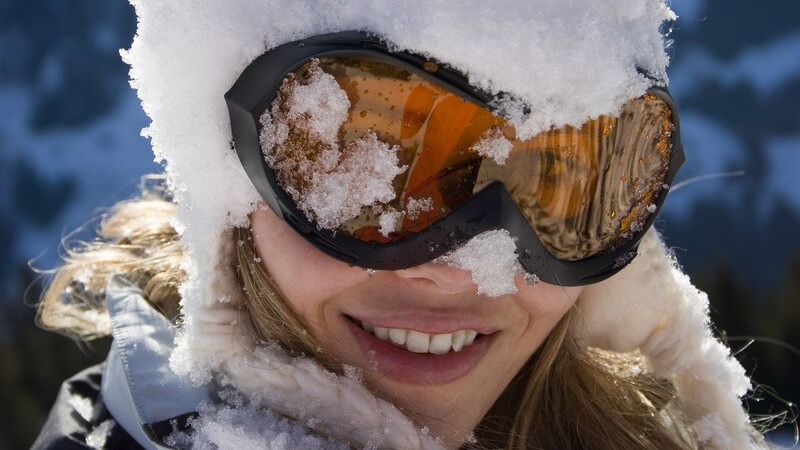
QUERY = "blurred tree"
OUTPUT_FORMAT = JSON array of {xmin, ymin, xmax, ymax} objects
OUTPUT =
[{"xmin": 693, "ymin": 256, "xmax": 800, "ymax": 438}]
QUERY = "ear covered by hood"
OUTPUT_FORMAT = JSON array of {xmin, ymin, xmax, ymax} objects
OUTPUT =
[{"xmin": 121, "ymin": 0, "xmax": 759, "ymax": 448}]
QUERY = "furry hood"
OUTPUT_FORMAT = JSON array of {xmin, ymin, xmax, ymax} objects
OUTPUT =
[{"xmin": 120, "ymin": 0, "xmax": 758, "ymax": 447}]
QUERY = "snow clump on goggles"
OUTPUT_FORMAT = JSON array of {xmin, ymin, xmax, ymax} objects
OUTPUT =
[{"xmin": 226, "ymin": 31, "xmax": 684, "ymax": 287}]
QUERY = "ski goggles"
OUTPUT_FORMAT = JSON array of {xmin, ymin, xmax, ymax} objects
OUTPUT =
[{"xmin": 226, "ymin": 31, "xmax": 684, "ymax": 286}]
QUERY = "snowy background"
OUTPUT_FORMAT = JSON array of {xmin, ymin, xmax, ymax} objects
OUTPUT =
[{"xmin": 0, "ymin": 0, "xmax": 798, "ymax": 447}]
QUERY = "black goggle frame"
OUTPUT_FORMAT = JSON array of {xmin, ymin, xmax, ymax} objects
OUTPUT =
[{"xmin": 225, "ymin": 30, "xmax": 684, "ymax": 286}]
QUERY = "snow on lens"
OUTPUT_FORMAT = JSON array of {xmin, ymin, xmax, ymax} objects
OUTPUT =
[
  {"xmin": 259, "ymin": 60, "xmax": 407, "ymax": 230},
  {"xmin": 471, "ymin": 127, "xmax": 514, "ymax": 165}
]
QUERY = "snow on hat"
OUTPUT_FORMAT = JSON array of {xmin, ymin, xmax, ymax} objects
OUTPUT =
[{"xmin": 120, "ymin": 0, "xmax": 756, "ymax": 447}]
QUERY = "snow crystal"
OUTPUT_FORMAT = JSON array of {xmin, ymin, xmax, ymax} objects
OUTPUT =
[
  {"xmin": 366, "ymin": 350, "xmax": 380, "ymax": 370},
  {"xmin": 86, "ymin": 419, "xmax": 115, "ymax": 449},
  {"xmin": 472, "ymin": 128, "xmax": 513, "ymax": 164},
  {"xmin": 378, "ymin": 209, "xmax": 404, "ymax": 237},
  {"xmin": 464, "ymin": 431, "xmax": 478, "ymax": 444},
  {"xmin": 437, "ymin": 229, "xmax": 519, "ymax": 297},
  {"xmin": 342, "ymin": 364, "xmax": 364, "ymax": 383},
  {"xmin": 524, "ymin": 273, "xmax": 540, "ymax": 286},
  {"xmin": 405, "ymin": 197, "xmax": 434, "ymax": 220}
]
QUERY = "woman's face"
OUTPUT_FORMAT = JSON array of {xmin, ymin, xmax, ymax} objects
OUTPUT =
[{"xmin": 251, "ymin": 205, "xmax": 582, "ymax": 447}]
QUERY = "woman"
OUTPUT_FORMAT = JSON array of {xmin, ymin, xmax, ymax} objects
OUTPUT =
[{"xmin": 34, "ymin": 1, "xmax": 764, "ymax": 448}]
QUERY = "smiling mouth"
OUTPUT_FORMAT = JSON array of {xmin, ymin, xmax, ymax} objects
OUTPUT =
[
  {"xmin": 344, "ymin": 314, "xmax": 496, "ymax": 385},
  {"xmin": 350, "ymin": 317, "xmax": 484, "ymax": 354}
]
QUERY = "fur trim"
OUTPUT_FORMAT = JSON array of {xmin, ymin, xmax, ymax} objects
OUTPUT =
[
  {"xmin": 187, "ymin": 306, "xmax": 443, "ymax": 448},
  {"xmin": 222, "ymin": 345, "xmax": 444, "ymax": 449},
  {"xmin": 579, "ymin": 228, "xmax": 762, "ymax": 449}
]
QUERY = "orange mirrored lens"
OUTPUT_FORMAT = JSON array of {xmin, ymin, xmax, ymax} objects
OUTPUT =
[{"xmin": 265, "ymin": 57, "xmax": 673, "ymax": 260}]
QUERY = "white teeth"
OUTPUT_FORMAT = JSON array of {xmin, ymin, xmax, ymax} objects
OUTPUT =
[
  {"xmin": 429, "ymin": 333, "xmax": 452, "ymax": 354},
  {"xmin": 357, "ymin": 320, "xmax": 482, "ymax": 354},
  {"xmin": 451, "ymin": 330, "xmax": 466, "ymax": 352},
  {"xmin": 374, "ymin": 326, "xmax": 389, "ymax": 340},
  {"xmin": 464, "ymin": 330, "xmax": 478, "ymax": 346},
  {"xmin": 406, "ymin": 331, "xmax": 430, "ymax": 353},
  {"xmin": 389, "ymin": 328, "xmax": 407, "ymax": 345}
]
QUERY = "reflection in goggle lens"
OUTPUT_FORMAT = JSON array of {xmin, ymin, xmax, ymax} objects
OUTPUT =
[{"xmin": 259, "ymin": 57, "xmax": 674, "ymax": 261}]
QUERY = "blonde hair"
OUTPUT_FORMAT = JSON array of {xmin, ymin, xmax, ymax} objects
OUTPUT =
[{"xmin": 40, "ymin": 194, "xmax": 699, "ymax": 449}]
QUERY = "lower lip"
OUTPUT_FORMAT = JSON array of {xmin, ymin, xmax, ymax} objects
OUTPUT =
[{"xmin": 345, "ymin": 318, "xmax": 495, "ymax": 385}]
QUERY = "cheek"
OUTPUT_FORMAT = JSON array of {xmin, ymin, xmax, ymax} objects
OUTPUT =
[
  {"xmin": 513, "ymin": 279, "xmax": 582, "ymax": 335},
  {"xmin": 250, "ymin": 205, "xmax": 367, "ymax": 317}
]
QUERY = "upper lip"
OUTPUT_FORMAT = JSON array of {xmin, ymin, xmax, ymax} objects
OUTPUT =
[{"xmin": 337, "ymin": 274, "xmax": 503, "ymax": 334}]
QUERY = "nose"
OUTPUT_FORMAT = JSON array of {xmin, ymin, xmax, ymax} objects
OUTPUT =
[{"xmin": 394, "ymin": 262, "xmax": 475, "ymax": 294}]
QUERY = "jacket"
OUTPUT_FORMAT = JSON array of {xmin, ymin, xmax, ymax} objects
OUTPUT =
[{"xmin": 33, "ymin": 278, "xmax": 213, "ymax": 449}]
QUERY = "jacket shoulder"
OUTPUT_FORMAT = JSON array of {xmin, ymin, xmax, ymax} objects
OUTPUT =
[{"xmin": 31, "ymin": 363, "xmax": 142, "ymax": 450}]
